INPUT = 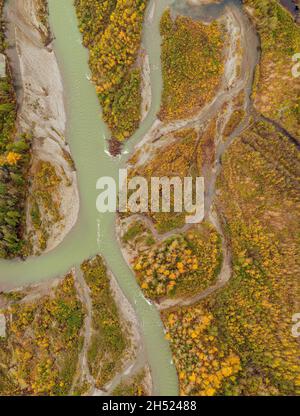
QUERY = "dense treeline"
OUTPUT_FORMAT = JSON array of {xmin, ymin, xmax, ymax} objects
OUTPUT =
[
  {"xmin": 0, "ymin": 1, "xmax": 30, "ymax": 259},
  {"xmin": 0, "ymin": 273, "xmax": 84, "ymax": 395},
  {"xmin": 133, "ymin": 224, "xmax": 222, "ymax": 300},
  {"xmin": 81, "ymin": 255, "xmax": 129, "ymax": 388},
  {"xmin": 163, "ymin": 121, "xmax": 300, "ymax": 395},
  {"xmin": 243, "ymin": 0, "xmax": 300, "ymax": 141},
  {"xmin": 75, "ymin": 0, "xmax": 148, "ymax": 143},
  {"xmin": 210, "ymin": 121, "xmax": 300, "ymax": 395},
  {"xmin": 128, "ymin": 128, "xmax": 200, "ymax": 233}
]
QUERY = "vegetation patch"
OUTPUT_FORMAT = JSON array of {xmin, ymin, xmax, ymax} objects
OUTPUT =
[
  {"xmin": 223, "ymin": 109, "xmax": 245, "ymax": 139},
  {"xmin": 75, "ymin": 0, "xmax": 148, "ymax": 142},
  {"xmin": 0, "ymin": 273, "xmax": 85, "ymax": 396},
  {"xmin": 162, "ymin": 304, "xmax": 241, "ymax": 396},
  {"xmin": 122, "ymin": 220, "xmax": 147, "ymax": 244},
  {"xmin": 81, "ymin": 255, "xmax": 130, "ymax": 388},
  {"xmin": 112, "ymin": 370, "xmax": 148, "ymax": 396},
  {"xmin": 0, "ymin": 1, "xmax": 31, "ymax": 259},
  {"xmin": 28, "ymin": 160, "xmax": 62, "ymax": 253},
  {"xmin": 133, "ymin": 223, "xmax": 222, "ymax": 300},
  {"xmin": 128, "ymin": 129, "xmax": 200, "ymax": 234},
  {"xmin": 244, "ymin": 0, "xmax": 300, "ymax": 141}
]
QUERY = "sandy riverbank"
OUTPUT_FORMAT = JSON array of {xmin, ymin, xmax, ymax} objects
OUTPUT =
[{"xmin": 4, "ymin": 0, "xmax": 79, "ymax": 255}]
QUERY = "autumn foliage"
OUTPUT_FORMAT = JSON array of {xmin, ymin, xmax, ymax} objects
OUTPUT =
[
  {"xmin": 75, "ymin": 0, "xmax": 148, "ymax": 142},
  {"xmin": 162, "ymin": 305, "xmax": 241, "ymax": 396},
  {"xmin": 244, "ymin": 0, "xmax": 300, "ymax": 142},
  {"xmin": 81, "ymin": 256, "xmax": 130, "ymax": 388},
  {"xmin": 194, "ymin": 120, "xmax": 300, "ymax": 395}
]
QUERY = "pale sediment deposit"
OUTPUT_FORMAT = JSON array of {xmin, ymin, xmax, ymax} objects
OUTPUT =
[
  {"xmin": 4, "ymin": 0, "xmax": 79, "ymax": 255},
  {"xmin": 0, "ymin": 313, "xmax": 6, "ymax": 338}
]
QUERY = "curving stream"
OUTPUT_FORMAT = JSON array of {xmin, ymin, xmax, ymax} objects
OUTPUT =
[{"xmin": 0, "ymin": 0, "xmax": 260, "ymax": 396}]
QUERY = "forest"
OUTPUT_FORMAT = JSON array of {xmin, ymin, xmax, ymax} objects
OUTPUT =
[
  {"xmin": 159, "ymin": 10, "xmax": 224, "ymax": 121},
  {"xmin": 0, "ymin": 254, "xmax": 134, "ymax": 396},
  {"xmin": 0, "ymin": 1, "xmax": 31, "ymax": 259},
  {"xmin": 163, "ymin": 120, "xmax": 300, "ymax": 395},
  {"xmin": 0, "ymin": 274, "xmax": 84, "ymax": 395},
  {"xmin": 75, "ymin": 0, "xmax": 148, "ymax": 144},
  {"xmin": 243, "ymin": 0, "xmax": 300, "ymax": 141},
  {"xmin": 81, "ymin": 255, "xmax": 130, "ymax": 388}
]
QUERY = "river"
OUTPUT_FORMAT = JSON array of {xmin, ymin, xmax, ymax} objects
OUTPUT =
[{"xmin": 0, "ymin": 0, "xmax": 260, "ymax": 396}]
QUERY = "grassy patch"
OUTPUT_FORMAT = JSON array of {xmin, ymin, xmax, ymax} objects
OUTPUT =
[
  {"xmin": 223, "ymin": 109, "xmax": 245, "ymax": 138},
  {"xmin": 122, "ymin": 221, "xmax": 145, "ymax": 243}
]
